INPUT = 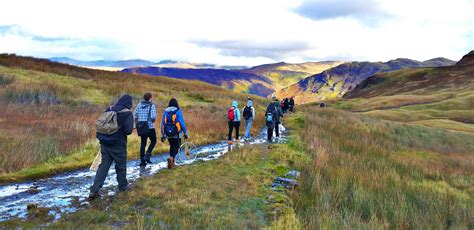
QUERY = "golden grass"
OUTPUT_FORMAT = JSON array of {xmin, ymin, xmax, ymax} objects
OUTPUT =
[
  {"xmin": 287, "ymin": 107, "xmax": 473, "ymax": 229},
  {"xmin": 0, "ymin": 144, "xmax": 311, "ymax": 228},
  {"xmin": 0, "ymin": 64, "xmax": 268, "ymax": 182}
]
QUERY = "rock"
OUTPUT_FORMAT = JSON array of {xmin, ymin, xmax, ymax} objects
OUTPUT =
[
  {"xmin": 27, "ymin": 203, "xmax": 38, "ymax": 210},
  {"xmin": 286, "ymin": 170, "xmax": 300, "ymax": 179},
  {"xmin": 274, "ymin": 177, "xmax": 298, "ymax": 190},
  {"xmin": 27, "ymin": 186, "xmax": 41, "ymax": 194}
]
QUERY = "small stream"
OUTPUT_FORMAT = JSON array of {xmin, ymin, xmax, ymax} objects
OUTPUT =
[{"xmin": 0, "ymin": 126, "xmax": 287, "ymax": 222}]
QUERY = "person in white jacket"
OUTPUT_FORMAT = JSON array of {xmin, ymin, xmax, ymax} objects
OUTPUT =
[{"xmin": 242, "ymin": 97, "xmax": 255, "ymax": 140}]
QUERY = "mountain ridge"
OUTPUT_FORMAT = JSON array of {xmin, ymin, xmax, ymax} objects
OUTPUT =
[{"xmin": 276, "ymin": 57, "xmax": 455, "ymax": 104}]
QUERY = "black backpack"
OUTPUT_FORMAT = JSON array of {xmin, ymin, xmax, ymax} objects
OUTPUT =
[
  {"xmin": 243, "ymin": 106, "xmax": 252, "ymax": 120},
  {"xmin": 136, "ymin": 104, "xmax": 152, "ymax": 136}
]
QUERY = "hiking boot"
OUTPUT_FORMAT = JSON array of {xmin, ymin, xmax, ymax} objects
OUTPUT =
[
  {"xmin": 228, "ymin": 140, "xmax": 233, "ymax": 145},
  {"xmin": 138, "ymin": 161, "xmax": 147, "ymax": 167},
  {"xmin": 87, "ymin": 192, "xmax": 100, "ymax": 201},
  {"xmin": 145, "ymin": 153, "xmax": 153, "ymax": 164},
  {"xmin": 167, "ymin": 157, "xmax": 174, "ymax": 169}
]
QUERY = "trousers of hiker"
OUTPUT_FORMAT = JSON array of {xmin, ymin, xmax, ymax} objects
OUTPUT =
[
  {"xmin": 90, "ymin": 95, "xmax": 134, "ymax": 200},
  {"xmin": 243, "ymin": 99, "xmax": 255, "ymax": 140},
  {"xmin": 161, "ymin": 98, "xmax": 188, "ymax": 169},
  {"xmin": 134, "ymin": 93, "xmax": 157, "ymax": 166},
  {"xmin": 227, "ymin": 101, "xmax": 241, "ymax": 143},
  {"xmin": 266, "ymin": 98, "xmax": 283, "ymax": 142}
]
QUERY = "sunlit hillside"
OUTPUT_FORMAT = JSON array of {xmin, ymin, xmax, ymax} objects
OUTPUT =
[
  {"xmin": 0, "ymin": 54, "xmax": 267, "ymax": 182},
  {"xmin": 277, "ymin": 58, "xmax": 456, "ymax": 104}
]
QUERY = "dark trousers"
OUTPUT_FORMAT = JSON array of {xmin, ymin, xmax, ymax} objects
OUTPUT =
[
  {"xmin": 140, "ymin": 128, "xmax": 157, "ymax": 162},
  {"xmin": 228, "ymin": 121, "xmax": 241, "ymax": 141},
  {"xmin": 90, "ymin": 144, "xmax": 128, "ymax": 193},
  {"xmin": 168, "ymin": 138, "xmax": 181, "ymax": 159},
  {"xmin": 267, "ymin": 122, "xmax": 280, "ymax": 141}
]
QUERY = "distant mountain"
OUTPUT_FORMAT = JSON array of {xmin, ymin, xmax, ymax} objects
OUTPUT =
[
  {"xmin": 49, "ymin": 57, "xmax": 156, "ymax": 68},
  {"xmin": 276, "ymin": 57, "xmax": 455, "ymax": 104},
  {"xmin": 456, "ymin": 51, "xmax": 474, "ymax": 66},
  {"xmin": 241, "ymin": 61, "xmax": 343, "ymax": 91},
  {"xmin": 49, "ymin": 57, "xmax": 246, "ymax": 70},
  {"xmin": 122, "ymin": 67, "xmax": 274, "ymax": 96},
  {"xmin": 345, "ymin": 51, "xmax": 474, "ymax": 100}
]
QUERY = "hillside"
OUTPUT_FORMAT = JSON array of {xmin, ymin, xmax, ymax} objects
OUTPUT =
[
  {"xmin": 123, "ymin": 61, "xmax": 341, "ymax": 97},
  {"xmin": 0, "ymin": 54, "xmax": 267, "ymax": 182},
  {"xmin": 276, "ymin": 57, "xmax": 455, "ymax": 104},
  {"xmin": 122, "ymin": 66, "xmax": 275, "ymax": 96},
  {"xmin": 241, "ymin": 61, "xmax": 343, "ymax": 91},
  {"xmin": 335, "ymin": 50, "xmax": 474, "ymax": 133}
]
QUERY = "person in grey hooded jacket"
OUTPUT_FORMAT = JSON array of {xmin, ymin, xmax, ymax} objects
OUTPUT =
[
  {"xmin": 228, "ymin": 100, "xmax": 241, "ymax": 143},
  {"xmin": 243, "ymin": 97, "xmax": 255, "ymax": 140}
]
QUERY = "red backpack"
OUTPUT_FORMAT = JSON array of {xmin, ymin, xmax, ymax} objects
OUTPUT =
[{"xmin": 227, "ymin": 107, "xmax": 235, "ymax": 121}]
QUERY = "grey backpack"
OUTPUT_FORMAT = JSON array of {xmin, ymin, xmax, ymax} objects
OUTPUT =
[{"xmin": 96, "ymin": 107, "xmax": 130, "ymax": 135}]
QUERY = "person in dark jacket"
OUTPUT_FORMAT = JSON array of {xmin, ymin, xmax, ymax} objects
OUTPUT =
[
  {"xmin": 283, "ymin": 98, "xmax": 290, "ymax": 113},
  {"xmin": 160, "ymin": 98, "xmax": 188, "ymax": 169},
  {"xmin": 265, "ymin": 97, "xmax": 283, "ymax": 142},
  {"xmin": 134, "ymin": 93, "xmax": 157, "ymax": 166},
  {"xmin": 289, "ymin": 97, "xmax": 295, "ymax": 113},
  {"xmin": 89, "ymin": 95, "xmax": 134, "ymax": 200}
]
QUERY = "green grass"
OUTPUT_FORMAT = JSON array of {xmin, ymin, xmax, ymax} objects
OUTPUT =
[
  {"xmin": 1, "ymin": 143, "xmax": 309, "ymax": 228},
  {"xmin": 0, "ymin": 62, "xmax": 268, "ymax": 182},
  {"xmin": 286, "ymin": 107, "xmax": 473, "ymax": 229}
]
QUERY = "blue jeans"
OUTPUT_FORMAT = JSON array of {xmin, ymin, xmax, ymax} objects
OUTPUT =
[{"xmin": 245, "ymin": 119, "xmax": 253, "ymax": 139}]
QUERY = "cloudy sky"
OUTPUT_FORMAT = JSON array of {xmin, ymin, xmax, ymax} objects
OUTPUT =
[{"xmin": 0, "ymin": 0, "xmax": 473, "ymax": 66}]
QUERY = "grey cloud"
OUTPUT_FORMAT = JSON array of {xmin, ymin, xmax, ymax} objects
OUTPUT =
[
  {"xmin": 191, "ymin": 39, "xmax": 312, "ymax": 59},
  {"xmin": 294, "ymin": 0, "xmax": 391, "ymax": 25}
]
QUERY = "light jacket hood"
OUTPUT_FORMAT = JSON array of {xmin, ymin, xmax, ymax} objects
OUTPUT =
[
  {"xmin": 165, "ymin": 106, "xmax": 179, "ymax": 112},
  {"xmin": 247, "ymin": 100, "xmax": 253, "ymax": 107},
  {"xmin": 232, "ymin": 101, "xmax": 238, "ymax": 107}
]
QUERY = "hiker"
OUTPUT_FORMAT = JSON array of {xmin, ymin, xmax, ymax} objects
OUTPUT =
[
  {"xmin": 289, "ymin": 97, "xmax": 295, "ymax": 113},
  {"xmin": 283, "ymin": 98, "xmax": 290, "ymax": 113},
  {"xmin": 243, "ymin": 97, "xmax": 255, "ymax": 141},
  {"xmin": 227, "ymin": 101, "xmax": 241, "ymax": 144},
  {"xmin": 89, "ymin": 95, "xmax": 134, "ymax": 200},
  {"xmin": 160, "ymin": 98, "xmax": 188, "ymax": 169},
  {"xmin": 134, "ymin": 92, "xmax": 157, "ymax": 166},
  {"xmin": 265, "ymin": 97, "xmax": 283, "ymax": 142}
]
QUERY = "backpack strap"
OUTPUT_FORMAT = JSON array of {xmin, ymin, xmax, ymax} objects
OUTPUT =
[
  {"xmin": 117, "ymin": 108, "xmax": 130, "ymax": 113},
  {"xmin": 146, "ymin": 104, "xmax": 152, "ymax": 122}
]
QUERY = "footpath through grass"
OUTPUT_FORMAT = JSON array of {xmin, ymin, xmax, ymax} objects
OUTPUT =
[{"xmin": 1, "ymin": 141, "xmax": 309, "ymax": 228}]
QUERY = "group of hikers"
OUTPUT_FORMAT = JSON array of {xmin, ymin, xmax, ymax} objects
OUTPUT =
[
  {"xmin": 89, "ymin": 93, "xmax": 295, "ymax": 200},
  {"xmin": 280, "ymin": 97, "xmax": 295, "ymax": 113}
]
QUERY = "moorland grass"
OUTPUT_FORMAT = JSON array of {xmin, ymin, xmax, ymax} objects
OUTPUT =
[
  {"xmin": 0, "ymin": 65, "xmax": 268, "ymax": 183},
  {"xmin": 1, "ymin": 144, "xmax": 309, "ymax": 228},
  {"xmin": 287, "ymin": 107, "xmax": 473, "ymax": 229}
]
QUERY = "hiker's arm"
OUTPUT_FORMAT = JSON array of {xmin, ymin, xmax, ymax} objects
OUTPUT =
[
  {"xmin": 160, "ymin": 112, "xmax": 166, "ymax": 136},
  {"xmin": 150, "ymin": 104, "xmax": 157, "ymax": 122},
  {"xmin": 123, "ymin": 112, "xmax": 134, "ymax": 135},
  {"xmin": 134, "ymin": 106, "xmax": 138, "ymax": 123},
  {"xmin": 252, "ymin": 107, "xmax": 255, "ymax": 118},
  {"xmin": 177, "ymin": 110, "xmax": 187, "ymax": 135}
]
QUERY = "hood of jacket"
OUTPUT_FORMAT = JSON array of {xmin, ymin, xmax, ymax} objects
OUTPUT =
[
  {"xmin": 247, "ymin": 100, "xmax": 253, "ymax": 107},
  {"xmin": 165, "ymin": 106, "xmax": 179, "ymax": 113},
  {"xmin": 232, "ymin": 101, "xmax": 238, "ymax": 108},
  {"xmin": 111, "ymin": 94, "xmax": 132, "ymax": 111},
  {"xmin": 139, "ymin": 100, "xmax": 152, "ymax": 108}
]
